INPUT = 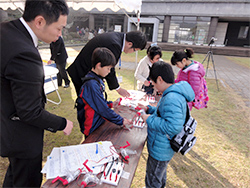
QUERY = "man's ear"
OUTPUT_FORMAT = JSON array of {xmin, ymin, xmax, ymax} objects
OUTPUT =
[
  {"xmin": 34, "ymin": 16, "xmax": 46, "ymax": 29},
  {"xmin": 126, "ymin": 41, "xmax": 133, "ymax": 48}
]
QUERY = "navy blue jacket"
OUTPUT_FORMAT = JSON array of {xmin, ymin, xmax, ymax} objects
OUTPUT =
[{"xmin": 76, "ymin": 71, "xmax": 123, "ymax": 136}]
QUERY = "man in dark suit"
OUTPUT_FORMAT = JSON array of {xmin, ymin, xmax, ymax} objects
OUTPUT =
[
  {"xmin": 0, "ymin": 0, "xmax": 73, "ymax": 187},
  {"xmin": 48, "ymin": 36, "xmax": 70, "ymax": 88},
  {"xmin": 67, "ymin": 31, "xmax": 147, "ymax": 96}
]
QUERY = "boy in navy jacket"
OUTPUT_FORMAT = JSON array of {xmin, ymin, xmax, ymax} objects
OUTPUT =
[
  {"xmin": 76, "ymin": 47, "xmax": 129, "ymax": 137},
  {"xmin": 138, "ymin": 61, "xmax": 195, "ymax": 188}
]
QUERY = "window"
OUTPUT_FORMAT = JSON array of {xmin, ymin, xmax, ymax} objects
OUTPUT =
[
  {"xmin": 168, "ymin": 16, "xmax": 210, "ymax": 44},
  {"xmin": 238, "ymin": 26, "xmax": 249, "ymax": 39}
]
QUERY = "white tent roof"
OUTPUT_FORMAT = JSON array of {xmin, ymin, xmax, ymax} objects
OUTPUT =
[
  {"xmin": 0, "ymin": 0, "xmax": 141, "ymax": 13},
  {"xmin": 0, "ymin": 0, "xmax": 24, "ymax": 10}
]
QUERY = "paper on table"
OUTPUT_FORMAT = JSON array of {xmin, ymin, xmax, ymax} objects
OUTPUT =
[
  {"xmin": 127, "ymin": 90, "xmax": 146, "ymax": 100},
  {"xmin": 41, "ymin": 147, "xmax": 66, "ymax": 179},
  {"xmin": 41, "ymin": 147, "xmax": 57, "ymax": 174},
  {"xmin": 47, "ymin": 148, "xmax": 66, "ymax": 179},
  {"xmin": 42, "ymin": 141, "xmax": 119, "ymax": 179},
  {"xmin": 60, "ymin": 141, "xmax": 118, "ymax": 172}
]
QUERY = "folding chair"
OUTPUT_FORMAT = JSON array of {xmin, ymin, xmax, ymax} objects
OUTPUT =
[{"xmin": 43, "ymin": 64, "xmax": 62, "ymax": 105}]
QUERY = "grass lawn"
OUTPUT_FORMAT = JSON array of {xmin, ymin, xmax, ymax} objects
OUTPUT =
[{"xmin": 0, "ymin": 51, "xmax": 249, "ymax": 187}]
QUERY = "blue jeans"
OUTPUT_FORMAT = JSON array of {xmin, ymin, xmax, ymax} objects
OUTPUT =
[{"xmin": 145, "ymin": 155, "xmax": 170, "ymax": 188}]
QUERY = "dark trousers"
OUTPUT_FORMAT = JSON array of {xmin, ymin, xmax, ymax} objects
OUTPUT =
[
  {"xmin": 145, "ymin": 155, "xmax": 170, "ymax": 188},
  {"xmin": 56, "ymin": 61, "xmax": 70, "ymax": 86},
  {"xmin": 3, "ymin": 153, "xmax": 42, "ymax": 188}
]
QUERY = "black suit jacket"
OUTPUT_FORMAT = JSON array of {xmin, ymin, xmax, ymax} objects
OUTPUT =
[
  {"xmin": 67, "ymin": 32, "xmax": 124, "ymax": 95},
  {"xmin": 50, "ymin": 36, "xmax": 68, "ymax": 64},
  {"xmin": 0, "ymin": 19, "xmax": 66, "ymax": 159}
]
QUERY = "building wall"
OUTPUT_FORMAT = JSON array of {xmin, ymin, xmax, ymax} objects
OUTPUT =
[
  {"xmin": 139, "ymin": 0, "xmax": 250, "ymax": 47},
  {"xmin": 214, "ymin": 23, "xmax": 228, "ymax": 46},
  {"xmin": 141, "ymin": 0, "xmax": 250, "ymax": 18},
  {"xmin": 127, "ymin": 17, "xmax": 160, "ymax": 42},
  {"xmin": 157, "ymin": 23, "xmax": 164, "ymax": 42}
]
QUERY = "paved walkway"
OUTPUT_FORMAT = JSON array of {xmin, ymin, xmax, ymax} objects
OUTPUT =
[
  {"xmin": 206, "ymin": 55, "xmax": 250, "ymax": 106},
  {"xmin": 39, "ymin": 47, "xmax": 250, "ymax": 107}
]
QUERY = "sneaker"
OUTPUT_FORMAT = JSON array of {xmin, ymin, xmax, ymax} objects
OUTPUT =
[{"xmin": 64, "ymin": 84, "xmax": 70, "ymax": 88}]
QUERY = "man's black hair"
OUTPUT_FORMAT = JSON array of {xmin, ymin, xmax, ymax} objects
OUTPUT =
[
  {"xmin": 91, "ymin": 47, "xmax": 116, "ymax": 68},
  {"xmin": 23, "ymin": 0, "xmax": 69, "ymax": 25},
  {"xmin": 126, "ymin": 31, "xmax": 147, "ymax": 50},
  {"xmin": 149, "ymin": 61, "xmax": 174, "ymax": 84}
]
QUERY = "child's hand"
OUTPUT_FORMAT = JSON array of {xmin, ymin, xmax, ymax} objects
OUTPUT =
[
  {"xmin": 137, "ymin": 103, "xmax": 148, "ymax": 111},
  {"xmin": 141, "ymin": 114, "xmax": 150, "ymax": 122},
  {"xmin": 47, "ymin": 60, "xmax": 53, "ymax": 65},
  {"xmin": 113, "ymin": 98, "xmax": 121, "ymax": 108},
  {"xmin": 122, "ymin": 118, "xmax": 132, "ymax": 130},
  {"xmin": 144, "ymin": 80, "xmax": 150, "ymax": 86}
]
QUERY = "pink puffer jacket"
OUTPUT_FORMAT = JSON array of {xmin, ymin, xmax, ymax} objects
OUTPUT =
[{"xmin": 175, "ymin": 61, "xmax": 206, "ymax": 110}]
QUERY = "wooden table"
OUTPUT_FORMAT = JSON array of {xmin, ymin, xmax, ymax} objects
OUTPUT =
[{"xmin": 42, "ymin": 105, "xmax": 149, "ymax": 188}]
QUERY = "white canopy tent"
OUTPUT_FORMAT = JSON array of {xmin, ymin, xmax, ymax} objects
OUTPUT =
[
  {"xmin": 0, "ymin": 0, "xmax": 141, "ymax": 22},
  {"xmin": 0, "ymin": 0, "xmax": 142, "ymax": 88},
  {"xmin": 0, "ymin": 0, "xmax": 142, "ymax": 41}
]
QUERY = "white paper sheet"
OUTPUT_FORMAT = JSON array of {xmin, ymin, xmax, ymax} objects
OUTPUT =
[{"xmin": 42, "ymin": 141, "xmax": 119, "ymax": 180}]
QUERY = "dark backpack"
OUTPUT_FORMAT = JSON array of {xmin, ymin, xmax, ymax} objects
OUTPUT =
[
  {"xmin": 77, "ymin": 76, "xmax": 107, "ymax": 101},
  {"xmin": 75, "ymin": 76, "xmax": 107, "ymax": 111}
]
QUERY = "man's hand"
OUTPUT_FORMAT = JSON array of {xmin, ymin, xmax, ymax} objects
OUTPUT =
[
  {"xmin": 116, "ymin": 87, "xmax": 130, "ymax": 97},
  {"xmin": 63, "ymin": 120, "xmax": 73, "ymax": 135}
]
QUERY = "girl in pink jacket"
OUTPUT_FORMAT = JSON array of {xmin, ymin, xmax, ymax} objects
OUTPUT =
[{"xmin": 171, "ymin": 48, "xmax": 209, "ymax": 110}]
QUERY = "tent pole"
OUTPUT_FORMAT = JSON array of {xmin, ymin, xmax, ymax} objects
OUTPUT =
[
  {"xmin": 134, "ymin": 11, "xmax": 140, "ymax": 90},
  {"xmin": 115, "ymin": 3, "xmax": 138, "ymax": 26}
]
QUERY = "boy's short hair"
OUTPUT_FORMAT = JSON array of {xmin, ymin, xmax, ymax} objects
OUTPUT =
[
  {"xmin": 149, "ymin": 61, "xmax": 175, "ymax": 84},
  {"xmin": 126, "ymin": 31, "xmax": 147, "ymax": 50},
  {"xmin": 23, "ymin": 0, "xmax": 69, "ymax": 25},
  {"xmin": 91, "ymin": 47, "xmax": 116, "ymax": 68}
]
